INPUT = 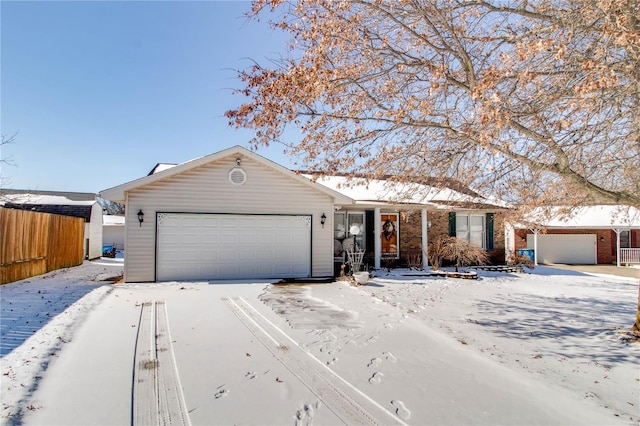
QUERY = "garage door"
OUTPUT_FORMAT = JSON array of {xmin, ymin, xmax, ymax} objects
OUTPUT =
[
  {"xmin": 526, "ymin": 234, "xmax": 596, "ymax": 264},
  {"xmin": 156, "ymin": 213, "xmax": 311, "ymax": 281}
]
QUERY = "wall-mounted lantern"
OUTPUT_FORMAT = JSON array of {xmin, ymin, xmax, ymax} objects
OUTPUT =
[
  {"xmin": 137, "ymin": 209, "xmax": 144, "ymax": 227},
  {"xmin": 321, "ymin": 213, "xmax": 327, "ymax": 228}
]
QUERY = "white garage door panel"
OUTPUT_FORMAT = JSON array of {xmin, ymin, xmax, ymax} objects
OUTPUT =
[
  {"xmin": 527, "ymin": 234, "xmax": 596, "ymax": 264},
  {"xmin": 157, "ymin": 213, "xmax": 311, "ymax": 281}
]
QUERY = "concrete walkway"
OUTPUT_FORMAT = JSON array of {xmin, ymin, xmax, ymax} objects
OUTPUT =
[{"xmin": 544, "ymin": 263, "xmax": 640, "ymax": 279}]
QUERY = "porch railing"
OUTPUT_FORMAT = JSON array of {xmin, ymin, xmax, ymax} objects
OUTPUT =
[{"xmin": 620, "ymin": 248, "xmax": 640, "ymax": 265}]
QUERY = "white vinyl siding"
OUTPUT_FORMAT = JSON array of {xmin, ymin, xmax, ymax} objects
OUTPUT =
[
  {"xmin": 123, "ymin": 155, "xmax": 334, "ymax": 282},
  {"xmin": 85, "ymin": 203, "xmax": 104, "ymax": 260},
  {"xmin": 103, "ymin": 225, "xmax": 125, "ymax": 251}
]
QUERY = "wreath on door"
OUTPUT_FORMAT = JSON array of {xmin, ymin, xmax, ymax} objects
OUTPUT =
[{"xmin": 382, "ymin": 218, "xmax": 396, "ymax": 241}]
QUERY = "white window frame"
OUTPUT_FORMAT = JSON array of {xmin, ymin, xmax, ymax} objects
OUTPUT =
[
  {"xmin": 456, "ymin": 214, "xmax": 486, "ymax": 249},
  {"xmin": 346, "ymin": 211, "xmax": 366, "ymax": 250}
]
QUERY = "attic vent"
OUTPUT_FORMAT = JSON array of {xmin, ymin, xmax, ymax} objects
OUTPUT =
[{"xmin": 229, "ymin": 167, "xmax": 247, "ymax": 185}]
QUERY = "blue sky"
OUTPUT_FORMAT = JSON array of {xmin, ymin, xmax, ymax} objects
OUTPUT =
[{"xmin": 1, "ymin": 0, "xmax": 294, "ymax": 193}]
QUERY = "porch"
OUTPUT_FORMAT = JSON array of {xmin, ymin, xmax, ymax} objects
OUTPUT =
[{"xmin": 620, "ymin": 248, "xmax": 640, "ymax": 266}]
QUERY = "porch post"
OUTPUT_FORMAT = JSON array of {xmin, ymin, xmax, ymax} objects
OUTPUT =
[
  {"xmin": 374, "ymin": 207, "xmax": 381, "ymax": 270},
  {"xmin": 530, "ymin": 228, "xmax": 540, "ymax": 266},
  {"xmin": 421, "ymin": 209, "xmax": 428, "ymax": 270},
  {"xmin": 614, "ymin": 228, "xmax": 622, "ymax": 267}
]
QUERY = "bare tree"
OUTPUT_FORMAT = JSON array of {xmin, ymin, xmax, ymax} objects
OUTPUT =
[
  {"xmin": 97, "ymin": 197, "xmax": 125, "ymax": 215},
  {"xmin": 227, "ymin": 0, "xmax": 639, "ymax": 211},
  {"xmin": 227, "ymin": 0, "xmax": 640, "ymax": 332},
  {"xmin": 0, "ymin": 133, "xmax": 18, "ymax": 193}
]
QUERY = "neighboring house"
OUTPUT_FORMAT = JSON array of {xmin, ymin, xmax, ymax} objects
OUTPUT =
[
  {"xmin": 99, "ymin": 146, "xmax": 508, "ymax": 282},
  {"xmin": 511, "ymin": 205, "xmax": 640, "ymax": 265},
  {"xmin": 1, "ymin": 190, "xmax": 103, "ymax": 260},
  {"xmin": 103, "ymin": 214, "xmax": 125, "ymax": 251}
]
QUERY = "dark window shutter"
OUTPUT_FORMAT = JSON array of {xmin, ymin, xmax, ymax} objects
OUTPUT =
[
  {"xmin": 365, "ymin": 210, "xmax": 375, "ymax": 254},
  {"xmin": 448, "ymin": 212, "xmax": 456, "ymax": 237},
  {"xmin": 486, "ymin": 213, "xmax": 494, "ymax": 250},
  {"xmin": 611, "ymin": 230, "xmax": 617, "ymax": 255}
]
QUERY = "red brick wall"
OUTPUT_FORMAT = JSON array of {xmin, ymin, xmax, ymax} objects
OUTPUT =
[
  {"xmin": 399, "ymin": 211, "xmax": 423, "ymax": 256},
  {"xmin": 398, "ymin": 210, "xmax": 506, "ymax": 266}
]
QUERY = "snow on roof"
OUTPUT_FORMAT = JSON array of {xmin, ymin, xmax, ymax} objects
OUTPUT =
[
  {"xmin": 307, "ymin": 175, "xmax": 508, "ymax": 209},
  {"xmin": 102, "ymin": 215, "xmax": 125, "ymax": 226},
  {"xmin": 147, "ymin": 163, "xmax": 178, "ymax": 175},
  {"xmin": 101, "ymin": 146, "xmax": 354, "ymax": 205},
  {"xmin": 1, "ymin": 193, "xmax": 96, "ymax": 206},
  {"xmin": 517, "ymin": 205, "xmax": 640, "ymax": 229}
]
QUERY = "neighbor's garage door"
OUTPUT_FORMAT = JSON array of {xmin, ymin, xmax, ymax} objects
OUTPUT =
[
  {"xmin": 156, "ymin": 213, "xmax": 311, "ymax": 281},
  {"xmin": 527, "ymin": 234, "xmax": 596, "ymax": 264}
]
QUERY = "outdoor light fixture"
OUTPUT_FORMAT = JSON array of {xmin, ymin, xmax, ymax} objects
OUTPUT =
[
  {"xmin": 236, "ymin": 157, "xmax": 241, "ymax": 166},
  {"xmin": 321, "ymin": 213, "xmax": 327, "ymax": 228},
  {"xmin": 137, "ymin": 209, "xmax": 144, "ymax": 227}
]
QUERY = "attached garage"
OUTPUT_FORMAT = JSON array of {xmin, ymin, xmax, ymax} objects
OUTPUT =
[
  {"xmin": 527, "ymin": 234, "xmax": 597, "ymax": 264},
  {"xmin": 99, "ymin": 146, "xmax": 353, "ymax": 282},
  {"xmin": 156, "ymin": 213, "xmax": 311, "ymax": 281}
]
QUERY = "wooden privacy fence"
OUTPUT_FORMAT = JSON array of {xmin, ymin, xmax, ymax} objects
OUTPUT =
[{"xmin": 1, "ymin": 207, "xmax": 84, "ymax": 284}]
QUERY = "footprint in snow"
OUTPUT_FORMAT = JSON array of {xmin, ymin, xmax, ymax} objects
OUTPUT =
[
  {"xmin": 295, "ymin": 402, "xmax": 318, "ymax": 426},
  {"xmin": 369, "ymin": 372, "xmax": 383, "ymax": 384},
  {"xmin": 326, "ymin": 357, "xmax": 338, "ymax": 366},
  {"xmin": 367, "ymin": 357, "xmax": 382, "ymax": 368},
  {"xmin": 390, "ymin": 400, "xmax": 411, "ymax": 420},
  {"xmin": 214, "ymin": 387, "xmax": 229, "ymax": 399},
  {"xmin": 383, "ymin": 352, "xmax": 397, "ymax": 363}
]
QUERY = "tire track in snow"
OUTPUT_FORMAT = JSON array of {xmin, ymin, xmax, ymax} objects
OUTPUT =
[
  {"xmin": 222, "ymin": 296, "xmax": 406, "ymax": 426},
  {"xmin": 132, "ymin": 301, "xmax": 190, "ymax": 426}
]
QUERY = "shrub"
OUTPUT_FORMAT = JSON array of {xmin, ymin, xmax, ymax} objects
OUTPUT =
[
  {"xmin": 429, "ymin": 236, "xmax": 488, "ymax": 272},
  {"xmin": 510, "ymin": 253, "xmax": 534, "ymax": 266},
  {"xmin": 428, "ymin": 236, "xmax": 452, "ymax": 271},
  {"xmin": 406, "ymin": 252, "xmax": 422, "ymax": 270}
]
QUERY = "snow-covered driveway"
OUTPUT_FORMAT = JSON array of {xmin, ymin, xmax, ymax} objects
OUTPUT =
[{"xmin": 1, "ymin": 266, "xmax": 638, "ymax": 425}]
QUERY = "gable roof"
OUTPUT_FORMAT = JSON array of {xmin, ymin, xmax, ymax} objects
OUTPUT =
[
  {"xmin": 515, "ymin": 205, "xmax": 640, "ymax": 229},
  {"xmin": 1, "ymin": 189, "xmax": 97, "ymax": 202},
  {"xmin": 99, "ymin": 146, "xmax": 354, "ymax": 205},
  {"xmin": 304, "ymin": 174, "xmax": 509, "ymax": 210},
  {"xmin": 147, "ymin": 163, "xmax": 177, "ymax": 176},
  {"xmin": 0, "ymin": 192, "xmax": 98, "ymax": 222}
]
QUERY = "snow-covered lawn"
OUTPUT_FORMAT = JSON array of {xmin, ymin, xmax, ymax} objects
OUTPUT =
[{"xmin": 1, "ymin": 262, "xmax": 638, "ymax": 425}]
